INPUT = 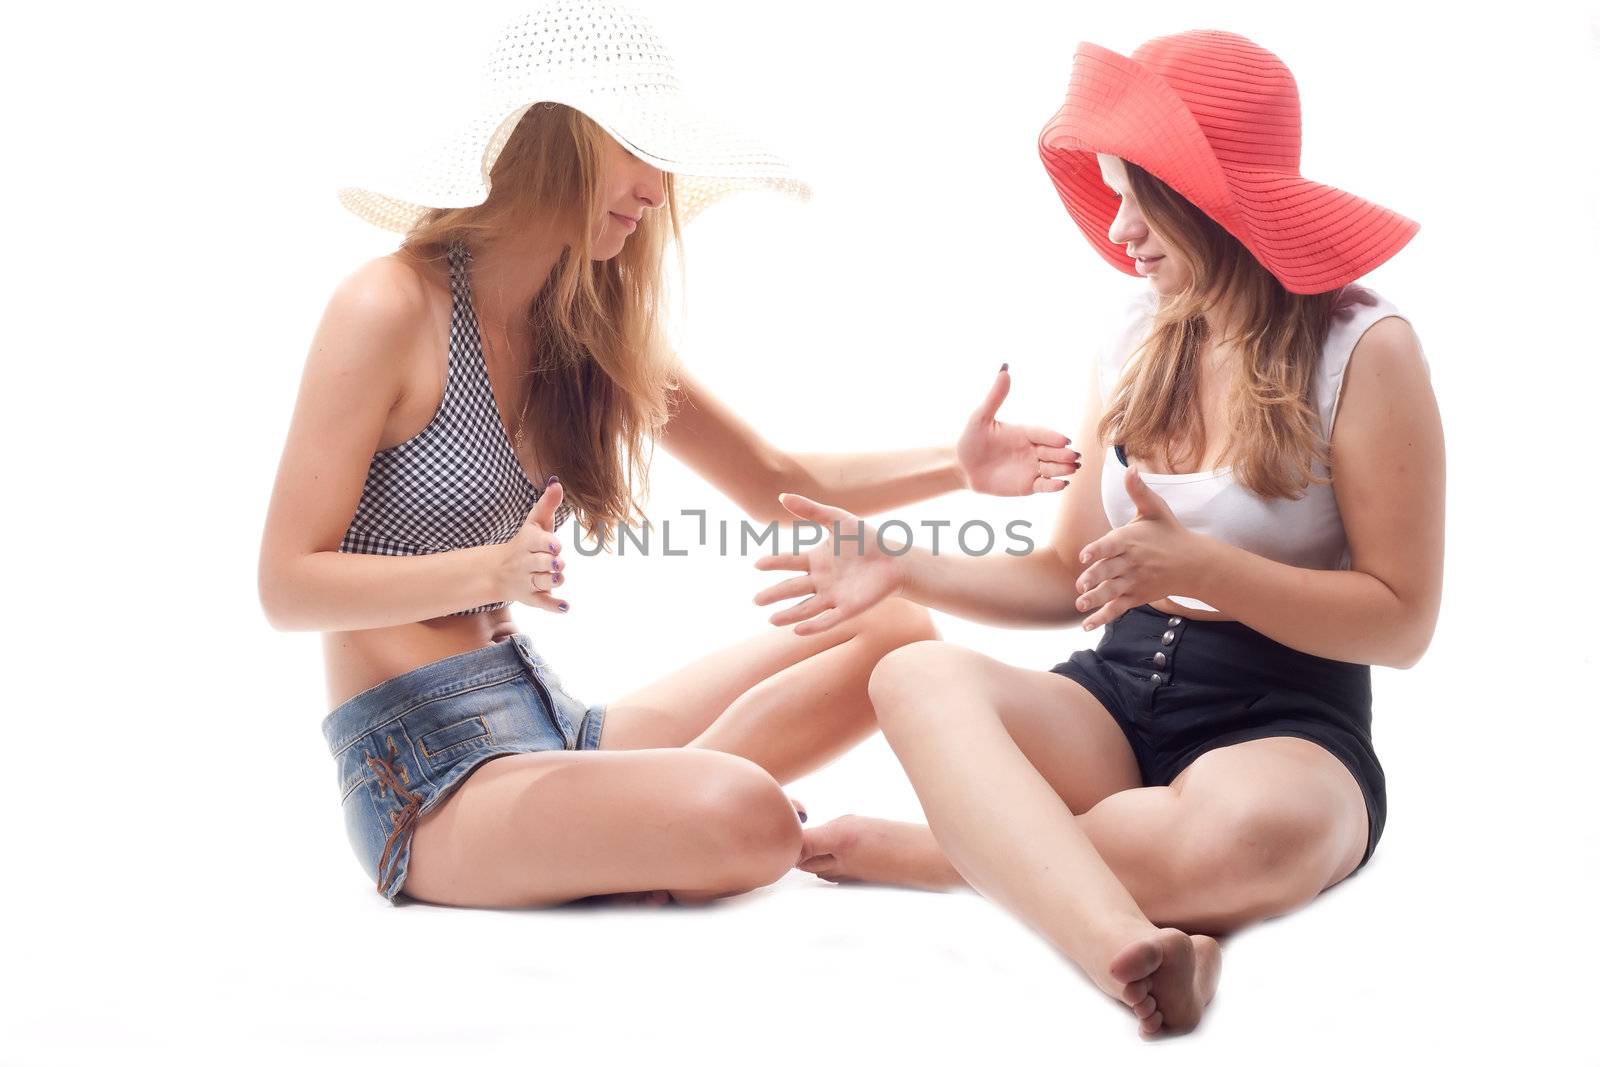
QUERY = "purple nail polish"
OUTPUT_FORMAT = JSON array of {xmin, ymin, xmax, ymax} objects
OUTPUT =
[
  {"xmin": 1000, "ymin": 362, "xmax": 1009, "ymax": 372},
  {"xmin": 558, "ymin": 602, "xmax": 570, "ymax": 612},
  {"xmin": 798, "ymin": 811, "xmax": 808, "ymax": 824},
  {"xmin": 549, "ymin": 542, "xmax": 558, "ymax": 552},
  {"xmin": 547, "ymin": 475, "xmax": 560, "ymax": 486}
]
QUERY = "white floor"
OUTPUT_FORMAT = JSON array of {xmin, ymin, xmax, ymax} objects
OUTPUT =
[{"xmin": 6, "ymin": 602, "xmax": 1591, "ymax": 1065}]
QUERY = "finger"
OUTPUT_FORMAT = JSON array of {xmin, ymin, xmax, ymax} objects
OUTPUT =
[
  {"xmin": 1080, "ymin": 536, "xmax": 1124, "ymax": 567},
  {"xmin": 1021, "ymin": 424, "xmax": 1070, "ymax": 448},
  {"xmin": 1031, "ymin": 476, "xmax": 1069, "ymax": 493},
  {"xmin": 526, "ymin": 550, "xmax": 556, "ymax": 574},
  {"xmin": 753, "ymin": 553, "xmax": 809, "ymax": 573},
  {"xmin": 1037, "ymin": 461, "xmax": 1077, "ymax": 478},
  {"xmin": 1084, "ymin": 595, "xmax": 1137, "ymax": 631},
  {"xmin": 524, "ymin": 529, "xmax": 563, "ymax": 557},
  {"xmin": 1124, "ymin": 467, "xmax": 1170, "ymax": 520},
  {"xmin": 528, "ymin": 592, "xmax": 571, "ymax": 614},
  {"xmin": 972, "ymin": 365, "xmax": 1011, "ymax": 423},
  {"xmin": 1033, "ymin": 444, "xmax": 1080, "ymax": 463},
  {"xmin": 793, "ymin": 607, "xmax": 847, "ymax": 637},
  {"xmin": 777, "ymin": 492, "xmax": 854, "ymax": 527},
  {"xmin": 797, "ymin": 855, "xmax": 836, "ymax": 875},
  {"xmin": 1077, "ymin": 576, "xmax": 1129, "ymax": 615},
  {"xmin": 526, "ymin": 479, "xmax": 565, "ymax": 529},
  {"xmin": 767, "ymin": 594, "xmax": 833, "ymax": 628},
  {"xmin": 752, "ymin": 575, "xmax": 816, "ymax": 607},
  {"xmin": 1075, "ymin": 555, "xmax": 1127, "ymax": 595}
]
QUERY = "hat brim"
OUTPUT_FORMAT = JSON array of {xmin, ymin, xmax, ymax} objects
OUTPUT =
[
  {"xmin": 1039, "ymin": 41, "xmax": 1417, "ymax": 295},
  {"xmin": 340, "ymin": 88, "xmax": 809, "ymax": 234}
]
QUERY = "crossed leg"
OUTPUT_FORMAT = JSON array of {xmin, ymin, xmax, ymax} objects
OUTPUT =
[
  {"xmin": 799, "ymin": 641, "xmax": 1369, "ymax": 934},
  {"xmin": 402, "ymin": 597, "xmax": 937, "ymax": 908},
  {"xmin": 850, "ymin": 640, "xmax": 1220, "ymax": 1035}
]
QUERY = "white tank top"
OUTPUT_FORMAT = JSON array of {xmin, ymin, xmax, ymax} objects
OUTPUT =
[{"xmin": 1098, "ymin": 283, "xmax": 1416, "ymax": 613}]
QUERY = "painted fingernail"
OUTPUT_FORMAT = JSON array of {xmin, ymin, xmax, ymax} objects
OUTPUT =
[
  {"xmin": 549, "ymin": 542, "xmax": 559, "ymax": 552},
  {"xmin": 547, "ymin": 475, "xmax": 559, "ymax": 486},
  {"xmin": 558, "ymin": 602, "xmax": 570, "ymax": 612},
  {"xmin": 797, "ymin": 811, "xmax": 808, "ymax": 824},
  {"xmin": 1000, "ymin": 362, "xmax": 1009, "ymax": 372}
]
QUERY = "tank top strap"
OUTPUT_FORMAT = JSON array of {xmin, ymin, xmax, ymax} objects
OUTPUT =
[{"xmin": 446, "ymin": 241, "xmax": 472, "ymax": 303}]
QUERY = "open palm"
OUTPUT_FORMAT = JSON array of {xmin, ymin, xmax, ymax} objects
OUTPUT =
[
  {"xmin": 752, "ymin": 494, "xmax": 907, "ymax": 637},
  {"xmin": 957, "ymin": 365, "xmax": 1080, "ymax": 495}
]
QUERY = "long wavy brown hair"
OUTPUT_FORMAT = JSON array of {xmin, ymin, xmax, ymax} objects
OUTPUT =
[
  {"xmin": 395, "ymin": 103, "xmax": 683, "ymax": 548},
  {"xmin": 1097, "ymin": 161, "xmax": 1345, "ymax": 499}
]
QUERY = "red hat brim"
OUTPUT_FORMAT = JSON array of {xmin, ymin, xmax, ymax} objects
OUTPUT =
[{"xmin": 1039, "ymin": 41, "xmax": 1418, "ymax": 295}]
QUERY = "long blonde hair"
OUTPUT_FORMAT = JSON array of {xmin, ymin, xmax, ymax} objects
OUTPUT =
[
  {"xmin": 396, "ymin": 103, "xmax": 683, "ymax": 548},
  {"xmin": 1098, "ymin": 161, "xmax": 1344, "ymax": 499}
]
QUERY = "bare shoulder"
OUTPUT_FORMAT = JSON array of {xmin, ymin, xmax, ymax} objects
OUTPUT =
[
  {"xmin": 1333, "ymin": 313, "xmax": 1433, "ymax": 432},
  {"xmin": 323, "ymin": 255, "xmax": 437, "ymax": 344},
  {"xmin": 1348, "ymin": 313, "xmax": 1429, "ymax": 388}
]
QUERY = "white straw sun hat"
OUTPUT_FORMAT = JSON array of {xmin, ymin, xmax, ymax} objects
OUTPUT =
[{"xmin": 338, "ymin": 0, "xmax": 810, "ymax": 232}]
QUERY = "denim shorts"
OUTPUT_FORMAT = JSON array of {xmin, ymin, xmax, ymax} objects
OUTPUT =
[
  {"xmin": 321, "ymin": 633, "xmax": 607, "ymax": 903},
  {"xmin": 1049, "ymin": 604, "xmax": 1385, "ymax": 870}
]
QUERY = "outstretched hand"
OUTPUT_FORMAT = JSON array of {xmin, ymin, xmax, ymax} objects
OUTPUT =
[
  {"xmin": 752, "ymin": 493, "xmax": 907, "ymax": 637},
  {"xmin": 957, "ymin": 364, "xmax": 1081, "ymax": 496}
]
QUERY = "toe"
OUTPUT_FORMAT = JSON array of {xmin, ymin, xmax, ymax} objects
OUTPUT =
[{"xmin": 1109, "ymin": 937, "xmax": 1163, "ymax": 985}]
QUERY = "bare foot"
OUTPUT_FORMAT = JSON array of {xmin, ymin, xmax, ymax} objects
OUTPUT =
[
  {"xmin": 795, "ymin": 815, "xmax": 965, "ymax": 891},
  {"xmin": 1107, "ymin": 928, "xmax": 1222, "ymax": 1037}
]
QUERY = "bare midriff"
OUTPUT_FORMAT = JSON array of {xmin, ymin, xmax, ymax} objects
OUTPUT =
[{"xmin": 322, "ymin": 610, "xmax": 521, "ymax": 712}]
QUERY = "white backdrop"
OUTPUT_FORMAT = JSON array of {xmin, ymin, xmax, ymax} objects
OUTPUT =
[{"xmin": 4, "ymin": 0, "xmax": 1598, "ymax": 1063}]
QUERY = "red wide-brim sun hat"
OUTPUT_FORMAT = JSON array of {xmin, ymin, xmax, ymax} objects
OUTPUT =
[{"xmin": 1038, "ymin": 31, "xmax": 1419, "ymax": 295}]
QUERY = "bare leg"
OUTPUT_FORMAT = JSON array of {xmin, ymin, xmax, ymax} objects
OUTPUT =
[
  {"xmin": 403, "ymin": 599, "xmax": 933, "ymax": 909},
  {"xmin": 600, "ymin": 596, "xmax": 938, "ymax": 783},
  {"xmin": 801, "ymin": 739, "xmax": 1368, "ymax": 935},
  {"xmin": 406, "ymin": 747, "xmax": 804, "ymax": 908},
  {"xmin": 866, "ymin": 641, "xmax": 1216, "ymax": 1036}
]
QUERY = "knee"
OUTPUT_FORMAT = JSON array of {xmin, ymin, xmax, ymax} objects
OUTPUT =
[
  {"xmin": 855, "ymin": 596, "xmax": 940, "ymax": 650},
  {"xmin": 685, "ymin": 754, "xmax": 802, "ymax": 890},
  {"xmin": 1180, "ymin": 798, "xmax": 1339, "ymax": 914},
  {"xmin": 867, "ymin": 639, "xmax": 954, "ymax": 717},
  {"xmin": 867, "ymin": 639, "xmax": 988, "ymax": 734}
]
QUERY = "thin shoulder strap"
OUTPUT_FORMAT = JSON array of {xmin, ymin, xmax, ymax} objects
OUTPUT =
[{"xmin": 446, "ymin": 241, "xmax": 471, "ymax": 299}]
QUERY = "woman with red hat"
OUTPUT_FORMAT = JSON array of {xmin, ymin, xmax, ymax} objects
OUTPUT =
[{"xmin": 757, "ymin": 29, "xmax": 1443, "ymax": 1036}]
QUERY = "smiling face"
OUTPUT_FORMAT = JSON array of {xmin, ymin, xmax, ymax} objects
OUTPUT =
[
  {"xmin": 1096, "ymin": 153, "xmax": 1192, "ymax": 297},
  {"xmin": 590, "ymin": 135, "xmax": 666, "ymax": 261}
]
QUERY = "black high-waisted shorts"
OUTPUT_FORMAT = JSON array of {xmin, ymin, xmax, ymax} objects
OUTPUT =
[{"xmin": 1049, "ymin": 604, "xmax": 1385, "ymax": 870}]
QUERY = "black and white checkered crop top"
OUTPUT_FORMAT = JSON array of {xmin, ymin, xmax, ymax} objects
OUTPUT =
[{"xmin": 338, "ymin": 241, "xmax": 574, "ymax": 617}]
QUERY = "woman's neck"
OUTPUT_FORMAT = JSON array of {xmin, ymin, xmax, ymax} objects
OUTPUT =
[{"xmin": 468, "ymin": 234, "xmax": 566, "ymax": 341}]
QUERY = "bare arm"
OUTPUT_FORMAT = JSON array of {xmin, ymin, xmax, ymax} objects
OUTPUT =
[
  {"xmin": 756, "ymin": 360, "xmax": 1111, "ymax": 632},
  {"xmin": 658, "ymin": 370, "xmax": 962, "ymax": 522},
  {"xmin": 258, "ymin": 258, "xmax": 506, "ymax": 632},
  {"xmin": 1187, "ymin": 316, "xmax": 1444, "ymax": 667},
  {"xmin": 659, "ymin": 369, "xmax": 1076, "ymax": 523}
]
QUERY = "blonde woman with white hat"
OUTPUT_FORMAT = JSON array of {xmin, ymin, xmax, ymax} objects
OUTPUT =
[{"xmin": 257, "ymin": 1, "xmax": 1079, "ymax": 908}]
